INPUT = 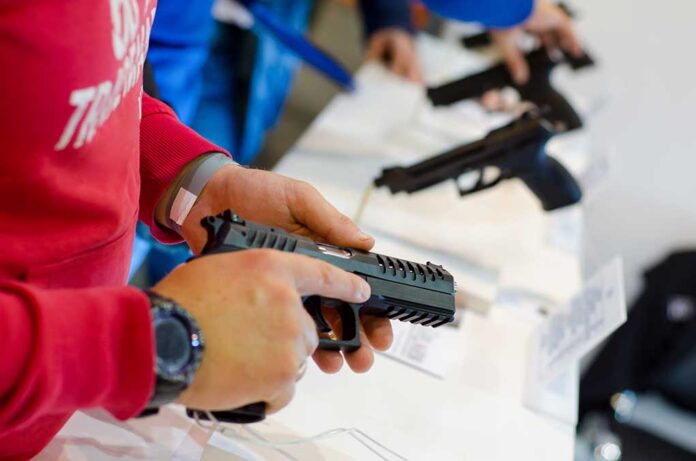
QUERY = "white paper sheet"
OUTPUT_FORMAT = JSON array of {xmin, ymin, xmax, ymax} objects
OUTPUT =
[
  {"xmin": 380, "ymin": 320, "xmax": 461, "ymax": 378},
  {"xmin": 360, "ymin": 180, "xmax": 550, "ymax": 271},
  {"xmin": 527, "ymin": 257, "xmax": 627, "ymax": 387}
]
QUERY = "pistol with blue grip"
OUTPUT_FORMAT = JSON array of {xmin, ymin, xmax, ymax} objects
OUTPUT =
[
  {"xmin": 374, "ymin": 110, "xmax": 582, "ymax": 212},
  {"xmin": 187, "ymin": 210, "xmax": 456, "ymax": 424}
]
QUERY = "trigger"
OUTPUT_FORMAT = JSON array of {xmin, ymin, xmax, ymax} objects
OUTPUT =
[
  {"xmin": 304, "ymin": 296, "xmax": 332, "ymax": 334},
  {"xmin": 456, "ymin": 169, "xmax": 484, "ymax": 196},
  {"xmin": 314, "ymin": 310, "xmax": 333, "ymax": 334}
]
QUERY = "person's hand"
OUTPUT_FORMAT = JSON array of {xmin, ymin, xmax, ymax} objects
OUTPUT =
[
  {"xmin": 182, "ymin": 165, "xmax": 374, "ymax": 255},
  {"xmin": 490, "ymin": 0, "xmax": 583, "ymax": 85},
  {"xmin": 180, "ymin": 165, "xmax": 393, "ymax": 373},
  {"xmin": 366, "ymin": 28, "xmax": 423, "ymax": 82},
  {"xmin": 153, "ymin": 249, "xmax": 371, "ymax": 413}
]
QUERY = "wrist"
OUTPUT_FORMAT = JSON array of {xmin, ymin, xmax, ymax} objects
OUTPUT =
[
  {"xmin": 156, "ymin": 153, "xmax": 237, "ymax": 236},
  {"xmin": 145, "ymin": 290, "xmax": 205, "ymax": 410},
  {"xmin": 155, "ymin": 156, "xmax": 207, "ymax": 231},
  {"xmin": 180, "ymin": 163, "xmax": 245, "ymax": 252}
]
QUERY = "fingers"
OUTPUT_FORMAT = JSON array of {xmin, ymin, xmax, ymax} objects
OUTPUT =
[
  {"xmin": 527, "ymin": 0, "xmax": 583, "ymax": 58},
  {"xmin": 493, "ymin": 30, "xmax": 529, "ymax": 85},
  {"xmin": 481, "ymin": 90, "xmax": 504, "ymax": 112},
  {"xmin": 556, "ymin": 17, "xmax": 583, "ymax": 57},
  {"xmin": 312, "ymin": 330, "xmax": 375, "ymax": 374},
  {"xmin": 537, "ymin": 18, "xmax": 582, "ymax": 58},
  {"xmin": 310, "ymin": 311, "xmax": 392, "ymax": 374},
  {"xmin": 366, "ymin": 35, "xmax": 388, "ymax": 62},
  {"xmin": 282, "ymin": 253, "xmax": 371, "ymax": 304},
  {"xmin": 342, "ymin": 315, "xmax": 392, "ymax": 373},
  {"xmin": 361, "ymin": 314, "xmax": 393, "ymax": 351},
  {"xmin": 503, "ymin": 43, "xmax": 529, "ymax": 86},
  {"xmin": 288, "ymin": 181, "xmax": 375, "ymax": 251},
  {"xmin": 366, "ymin": 30, "xmax": 423, "ymax": 83},
  {"xmin": 298, "ymin": 307, "xmax": 320, "ymax": 356},
  {"xmin": 392, "ymin": 41, "xmax": 423, "ymax": 83},
  {"xmin": 312, "ymin": 348, "xmax": 344, "ymax": 373},
  {"xmin": 540, "ymin": 31, "xmax": 557, "ymax": 52},
  {"xmin": 406, "ymin": 61, "xmax": 424, "ymax": 84},
  {"xmin": 344, "ymin": 325, "xmax": 375, "ymax": 373},
  {"xmin": 492, "ymin": 0, "xmax": 583, "ymax": 87},
  {"xmin": 389, "ymin": 40, "xmax": 410, "ymax": 78},
  {"xmin": 310, "ymin": 307, "xmax": 344, "ymax": 373},
  {"xmin": 308, "ymin": 313, "xmax": 377, "ymax": 374}
]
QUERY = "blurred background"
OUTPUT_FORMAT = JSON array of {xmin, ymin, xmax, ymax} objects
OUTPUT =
[{"xmin": 261, "ymin": 0, "xmax": 696, "ymax": 302}]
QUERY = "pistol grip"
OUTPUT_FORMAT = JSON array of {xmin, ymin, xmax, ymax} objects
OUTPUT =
[
  {"xmin": 304, "ymin": 296, "xmax": 363, "ymax": 352},
  {"xmin": 187, "ymin": 402, "xmax": 266, "ymax": 425},
  {"xmin": 517, "ymin": 82, "xmax": 583, "ymax": 132},
  {"xmin": 518, "ymin": 156, "xmax": 583, "ymax": 211}
]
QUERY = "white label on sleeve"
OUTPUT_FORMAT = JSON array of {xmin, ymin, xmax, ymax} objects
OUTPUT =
[{"xmin": 170, "ymin": 188, "xmax": 198, "ymax": 227}]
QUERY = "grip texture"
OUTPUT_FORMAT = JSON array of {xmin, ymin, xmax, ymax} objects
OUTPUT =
[{"xmin": 518, "ymin": 156, "xmax": 582, "ymax": 211}]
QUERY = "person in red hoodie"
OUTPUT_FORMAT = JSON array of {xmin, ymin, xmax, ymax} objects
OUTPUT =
[{"xmin": 0, "ymin": 1, "xmax": 392, "ymax": 458}]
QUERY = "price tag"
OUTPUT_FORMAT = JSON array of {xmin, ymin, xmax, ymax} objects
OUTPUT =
[
  {"xmin": 529, "ymin": 257, "xmax": 627, "ymax": 386},
  {"xmin": 380, "ymin": 321, "xmax": 460, "ymax": 378}
]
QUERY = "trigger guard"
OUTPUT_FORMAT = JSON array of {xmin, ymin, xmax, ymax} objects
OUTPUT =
[
  {"xmin": 457, "ymin": 169, "xmax": 484, "ymax": 197},
  {"xmin": 302, "ymin": 297, "xmax": 364, "ymax": 352},
  {"xmin": 303, "ymin": 296, "xmax": 332, "ymax": 334}
]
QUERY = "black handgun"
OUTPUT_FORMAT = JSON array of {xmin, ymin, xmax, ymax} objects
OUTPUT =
[
  {"xmin": 427, "ymin": 47, "xmax": 595, "ymax": 132},
  {"xmin": 187, "ymin": 209, "xmax": 456, "ymax": 424},
  {"xmin": 374, "ymin": 111, "xmax": 582, "ymax": 211},
  {"xmin": 461, "ymin": 3, "xmax": 575, "ymax": 49}
]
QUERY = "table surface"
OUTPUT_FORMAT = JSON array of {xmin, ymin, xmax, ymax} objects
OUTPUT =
[{"xmin": 39, "ymin": 34, "xmax": 590, "ymax": 461}]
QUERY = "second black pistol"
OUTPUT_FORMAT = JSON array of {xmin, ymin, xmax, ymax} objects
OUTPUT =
[
  {"xmin": 374, "ymin": 110, "xmax": 582, "ymax": 212},
  {"xmin": 427, "ymin": 47, "xmax": 595, "ymax": 132}
]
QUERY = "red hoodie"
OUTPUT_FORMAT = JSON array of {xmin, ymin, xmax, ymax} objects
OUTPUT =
[{"xmin": 0, "ymin": 1, "xmax": 226, "ymax": 458}]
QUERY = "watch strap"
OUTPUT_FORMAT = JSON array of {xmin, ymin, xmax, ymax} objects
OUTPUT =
[
  {"xmin": 147, "ymin": 375, "xmax": 190, "ymax": 410},
  {"xmin": 145, "ymin": 291, "xmax": 205, "ymax": 410}
]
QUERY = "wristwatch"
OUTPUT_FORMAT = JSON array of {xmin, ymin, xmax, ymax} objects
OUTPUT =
[{"xmin": 146, "ymin": 291, "xmax": 205, "ymax": 410}]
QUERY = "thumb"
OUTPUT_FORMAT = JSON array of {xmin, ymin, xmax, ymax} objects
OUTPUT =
[
  {"xmin": 494, "ymin": 30, "xmax": 529, "ymax": 85},
  {"xmin": 502, "ymin": 42, "xmax": 529, "ymax": 86},
  {"xmin": 288, "ymin": 181, "xmax": 375, "ymax": 251},
  {"xmin": 366, "ymin": 35, "xmax": 388, "ymax": 61}
]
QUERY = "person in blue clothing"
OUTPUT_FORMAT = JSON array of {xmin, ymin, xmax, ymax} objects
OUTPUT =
[
  {"xmin": 138, "ymin": 0, "xmax": 422, "ymax": 282},
  {"xmin": 149, "ymin": 0, "xmax": 422, "ymax": 165},
  {"xmin": 148, "ymin": 0, "xmax": 581, "ymax": 166},
  {"xmin": 425, "ymin": 0, "xmax": 582, "ymax": 84},
  {"xmin": 137, "ymin": 0, "xmax": 581, "ymax": 283},
  {"xmin": 192, "ymin": 0, "xmax": 425, "ymax": 164}
]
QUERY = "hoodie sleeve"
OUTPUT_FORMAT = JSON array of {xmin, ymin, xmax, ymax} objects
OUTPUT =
[
  {"xmin": 139, "ymin": 93, "xmax": 231, "ymax": 243},
  {"xmin": 0, "ymin": 282, "xmax": 154, "ymax": 432}
]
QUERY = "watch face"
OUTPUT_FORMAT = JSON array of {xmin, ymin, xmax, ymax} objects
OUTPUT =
[{"xmin": 155, "ymin": 316, "xmax": 193, "ymax": 379}]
